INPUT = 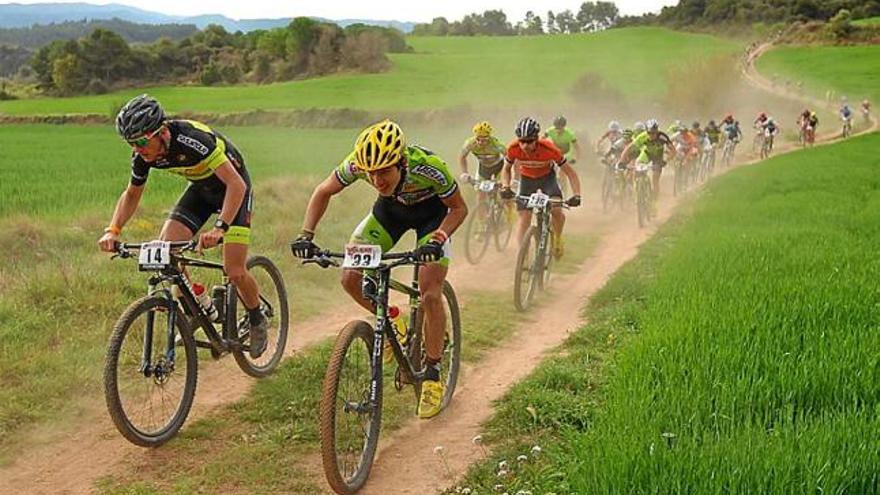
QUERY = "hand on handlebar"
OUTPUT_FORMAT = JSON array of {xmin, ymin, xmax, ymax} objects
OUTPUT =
[
  {"xmin": 566, "ymin": 195, "xmax": 582, "ymax": 207},
  {"xmin": 499, "ymin": 187, "xmax": 515, "ymax": 200},
  {"xmin": 414, "ymin": 240, "xmax": 444, "ymax": 263},
  {"xmin": 290, "ymin": 231, "xmax": 319, "ymax": 259}
]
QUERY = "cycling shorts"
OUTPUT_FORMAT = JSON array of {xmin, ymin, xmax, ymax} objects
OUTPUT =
[
  {"xmin": 478, "ymin": 160, "xmax": 504, "ymax": 180},
  {"xmin": 169, "ymin": 169, "xmax": 253, "ymax": 245},
  {"xmin": 517, "ymin": 173, "xmax": 562, "ymax": 211},
  {"xmin": 350, "ymin": 195, "xmax": 451, "ymax": 266}
]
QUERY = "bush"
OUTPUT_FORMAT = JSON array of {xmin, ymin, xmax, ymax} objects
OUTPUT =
[
  {"xmin": 85, "ymin": 78, "xmax": 108, "ymax": 94},
  {"xmin": 825, "ymin": 9, "xmax": 854, "ymax": 40},
  {"xmin": 199, "ymin": 63, "xmax": 222, "ymax": 86}
]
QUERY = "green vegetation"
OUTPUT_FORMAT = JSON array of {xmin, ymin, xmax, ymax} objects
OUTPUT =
[
  {"xmin": 758, "ymin": 45, "xmax": 880, "ymax": 103},
  {"xmin": 455, "ymin": 133, "xmax": 880, "ymax": 493},
  {"xmin": 853, "ymin": 15, "xmax": 880, "ymax": 26},
  {"xmin": 0, "ymin": 28, "xmax": 737, "ymax": 116}
]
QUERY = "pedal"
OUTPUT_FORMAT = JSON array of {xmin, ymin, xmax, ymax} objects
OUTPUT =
[{"xmin": 393, "ymin": 368, "xmax": 404, "ymax": 391}]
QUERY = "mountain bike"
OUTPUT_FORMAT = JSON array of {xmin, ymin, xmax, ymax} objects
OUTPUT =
[
  {"xmin": 463, "ymin": 178, "xmax": 514, "ymax": 264},
  {"xmin": 699, "ymin": 141, "xmax": 716, "ymax": 182},
  {"xmin": 303, "ymin": 247, "xmax": 461, "ymax": 495},
  {"xmin": 721, "ymin": 137, "xmax": 738, "ymax": 168},
  {"xmin": 760, "ymin": 130, "xmax": 775, "ymax": 159},
  {"xmin": 842, "ymin": 117, "xmax": 853, "ymax": 138},
  {"xmin": 104, "ymin": 240, "xmax": 289, "ymax": 447},
  {"xmin": 513, "ymin": 192, "xmax": 569, "ymax": 312},
  {"xmin": 600, "ymin": 157, "xmax": 628, "ymax": 213},
  {"xmin": 752, "ymin": 129, "xmax": 765, "ymax": 154},
  {"xmin": 634, "ymin": 162, "xmax": 655, "ymax": 228}
]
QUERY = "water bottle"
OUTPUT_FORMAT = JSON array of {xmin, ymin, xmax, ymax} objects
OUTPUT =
[
  {"xmin": 388, "ymin": 305, "xmax": 408, "ymax": 346},
  {"xmin": 192, "ymin": 283, "xmax": 219, "ymax": 322},
  {"xmin": 210, "ymin": 285, "xmax": 226, "ymax": 323}
]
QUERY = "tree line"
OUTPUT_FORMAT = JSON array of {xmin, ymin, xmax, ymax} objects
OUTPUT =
[
  {"xmin": 411, "ymin": 2, "xmax": 620, "ymax": 36},
  {"xmin": 28, "ymin": 18, "xmax": 409, "ymax": 96},
  {"xmin": 617, "ymin": 0, "xmax": 880, "ymax": 27}
]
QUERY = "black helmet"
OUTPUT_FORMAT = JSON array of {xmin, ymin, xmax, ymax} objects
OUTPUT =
[
  {"xmin": 116, "ymin": 94, "xmax": 165, "ymax": 140},
  {"xmin": 692, "ymin": 121, "xmax": 700, "ymax": 129},
  {"xmin": 708, "ymin": 119, "xmax": 716, "ymax": 127},
  {"xmin": 553, "ymin": 115, "xmax": 567, "ymax": 127},
  {"xmin": 515, "ymin": 117, "xmax": 541, "ymax": 140}
]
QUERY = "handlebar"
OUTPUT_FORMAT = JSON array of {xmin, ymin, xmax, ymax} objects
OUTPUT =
[
  {"xmin": 300, "ymin": 248, "xmax": 419, "ymax": 270},
  {"xmin": 112, "ymin": 240, "xmax": 198, "ymax": 259}
]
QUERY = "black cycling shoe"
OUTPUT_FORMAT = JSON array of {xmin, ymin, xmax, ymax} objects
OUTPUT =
[{"xmin": 248, "ymin": 315, "xmax": 269, "ymax": 359}]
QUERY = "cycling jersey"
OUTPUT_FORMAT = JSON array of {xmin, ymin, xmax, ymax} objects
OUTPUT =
[
  {"xmin": 705, "ymin": 126, "xmax": 722, "ymax": 144},
  {"xmin": 506, "ymin": 138, "xmax": 566, "ymax": 179},
  {"xmin": 723, "ymin": 123, "xmax": 742, "ymax": 141},
  {"xmin": 335, "ymin": 145, "xmax": 458, "ymax": 206},
  {"xmin": 130, "ymin": 120, "xmax": 246, "ymax": 190},
  {"xmin": 544, "ymin": 128, "xmax": 577, "ymax": 159},
  {"xmin": 461, "ymin": 136, "xmax": 506, "ymax": 166},
  {"xmin": 840, "ymin": 106, "xmax": 853, "ymax": 119},
  {"xmin": 632, "ymin": 131, "xmax": 672, "ymax": 165}
]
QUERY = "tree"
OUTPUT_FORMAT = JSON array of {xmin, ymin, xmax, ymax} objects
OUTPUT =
[
  {"xmin": 555, "ymin": 10, "xmax": 580, "ymax": 33},
  {"xmin": 521, "ymin": 11, "xmax": 544, "ymax": 35},
  {"xmin": 80, "ymin": 28, "xmax": 131, "ymax": 82},
  {"xmin": 479, "ymin": 10, "xmax": 514, "ymax": 35},
  {"xmin": 825, "ymin": 8, "xmax": 854, "ymax": 40},
  {"xmin": 546, "ymin": 11, "xmax": 559, "ymax": 34},
  {"xmin": 51, "ymin": 52, "xmax": 88, "ymax": 94}
]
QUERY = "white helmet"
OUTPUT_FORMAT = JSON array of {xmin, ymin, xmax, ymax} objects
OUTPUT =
[
  {"xmin": 645, "ymin": 119, "xmax": 659, "ymax": 131},
  {"xmin": 608, "ymin": 121, "xmax": 621, "ymax": 132},
  {"xmin": 634, "ymin": 121, "xmax": 646, "ymax": 132}
]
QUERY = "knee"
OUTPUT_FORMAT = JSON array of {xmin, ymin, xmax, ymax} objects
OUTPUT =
[
  {"xmin": 227, "ymin": 266, "xmax": 248, "ymax": 286},
  {"xmin": 420, "ymin": 286, "xmax": 442, "ymax": 307}
]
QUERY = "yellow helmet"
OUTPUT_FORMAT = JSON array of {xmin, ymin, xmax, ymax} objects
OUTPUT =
[
  {"xmin": 472, "ymin": 121, "xmax": 493, "ymax": 137},
  {"xmin": 353, "ymin": 120, "xmax": 405, "ymax": 171}
]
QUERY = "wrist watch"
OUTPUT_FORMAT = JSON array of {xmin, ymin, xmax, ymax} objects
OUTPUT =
[{"xmin": 214, "ymin": 219, "xmax": 230, "ymax": 232}]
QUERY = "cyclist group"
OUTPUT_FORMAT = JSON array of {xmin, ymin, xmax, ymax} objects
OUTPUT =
[{"xmin": 98, "ymin": 92, "xmax": 871, "ymax": 436}]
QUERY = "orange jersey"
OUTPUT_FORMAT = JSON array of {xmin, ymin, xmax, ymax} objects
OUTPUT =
[{"xmin": 505, "ymin": 138, "xmax": 566, "ymax": 179}]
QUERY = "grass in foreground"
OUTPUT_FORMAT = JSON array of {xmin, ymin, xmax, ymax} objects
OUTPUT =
[
  {"xmin": 453, "ymin": 133, "xmax": 880, "ymax": 493},
  {"xmin": 757, "ymin": 45, "xmax": 880, "ymax": 105},
  {"xmin": 0, "ymin": 28, "xmax": 736, "ymax": 116}
]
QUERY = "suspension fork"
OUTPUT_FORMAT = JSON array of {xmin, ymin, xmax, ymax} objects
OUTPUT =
[{"xmin": 369, "ymin": 271, "xmax": 391, "ymax": 405}]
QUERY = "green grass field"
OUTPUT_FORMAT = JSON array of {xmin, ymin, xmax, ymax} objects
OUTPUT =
[
  {"xmin": 0, "ymin": 28, "xmax": 736, "ymax": 116},
  {"xmin": 853, "ymin": 16, "xmax": 880, "ymax": 26},
  {"xmin": 757, "ymin": 45, "xmax": 880, "ymax": 104},
  {"xmin": 455, "ymin": 133, "xmax": 880, "ymax": 493}
]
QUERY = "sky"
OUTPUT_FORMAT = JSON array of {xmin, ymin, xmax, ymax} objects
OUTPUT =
[{"xmin": 5, "ymin": 0, "xmax": 680, "ymax": 21}]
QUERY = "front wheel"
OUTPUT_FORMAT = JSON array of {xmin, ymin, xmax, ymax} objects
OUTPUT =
[
  {"xmin": 409, "ymin": 282, "xmax": 462, "ymax": 409},
  {"xmin": 104, "ymin": 295, "xmax": 198, "ymax": 447},
  {"xmin": 464, "ymin": 202, "xmax": 492, "ymax": 264},
  {"xmin": 233, "ymin": 255, "xmax": 290, "ymax": 378},
  {"xmin": 636, "ymin": 175, "xmax": 650, "ymax": 228},
  {"xmin": 513, "ymin": 226, "xmax": 539, "ymax": 312},
  {"xmin": 493, "ymin": 200, "xmax": 514, "ymax": 252},
  {"xmin": 320, "ymin": 320, "xmax": 382, "ymax": 495}
]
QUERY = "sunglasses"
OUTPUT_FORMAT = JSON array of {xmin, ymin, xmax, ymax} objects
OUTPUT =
[
  {"xmin": 127, "ymin": 126, "xmax": 163, "ymax": 148},
  {"xmin": 519, "ymin": 138, "xmax": 537, "ymax": 144}
]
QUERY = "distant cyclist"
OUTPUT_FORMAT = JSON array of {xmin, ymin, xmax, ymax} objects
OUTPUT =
[
  {"xmin": 798, "ymin": 109, "xmax": 815, "ymax": 145},
  {"xmin": 500, "ymin": 117, "xmax": 581, "ymax": 259},
  {"xmin": 862, "ymin": 99, "xmax": 871, "ymax": 123},
  {"xmin": 840, "ymin": 100, "xmax": 854, "ymax": 135},
  {"xmin": 544, "ymin": 115, "xmax": 583, "ymax": 165},
  {"xmin": 619, "ymin": 119, "xmax": 675, "ymax": 197},
  {"xmin": 762, "ymin": 116, "xmax": 780, "ymax": 152},
  {"xmin": 459, "ymin": 121, "xmax": 507, "ymax": 202},
  {"xmin": 595, "ymin": 120, "xmax": 624, "ymax": 165}
]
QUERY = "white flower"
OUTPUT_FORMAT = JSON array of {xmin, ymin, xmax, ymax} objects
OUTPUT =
[
  {"xmin": 498, "ymin": 460, "xmax": 509, "ymax": 471},
  {"xmin": 472, "ymin": 434, "xmax": 484, "ymax": 445},
  {"xmin": 530, "ymin": 445, "xmax": 542, "ymax": 455},
  {"xmin": 517, "ymin": 454, "xmax": 528, "ymax": 463},
  {"xmin": 462, "ymin": 489, "xmax": 472, "ymax": 495},
  {"xmin": 497, "ymin": 469, "xmax": 509, "ymax": 478},
  {"xmin": 434, "ymin": 445, "xmax": 445, "ymax": 455},
  {"xmin": 494, "ymin": 484, "xmax": 504, "ymax": 492}
]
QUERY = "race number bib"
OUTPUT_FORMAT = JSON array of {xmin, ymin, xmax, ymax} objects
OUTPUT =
[
  {"xmin": 527, "ymin": 192, "xmax": 550, "ymax": 209},
  {"xmin": 343, "ymin": 244, "xmax": 382, "ymax": 269},
  {"xmin": 138, "ymin": 240, "xmax": 171, "ymax": 271},
  {"xmin": 478, "ymin": 180, "xmax": 495, "ymax": 193}
]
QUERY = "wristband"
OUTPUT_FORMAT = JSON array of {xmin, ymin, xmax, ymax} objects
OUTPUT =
[
  {"xmin": 431, "ymin": 229, "xmax": 449, "ymax": 244},
  {"xmin": 104, "ymin": 224, "xmax": 121, "ymax": 236}
]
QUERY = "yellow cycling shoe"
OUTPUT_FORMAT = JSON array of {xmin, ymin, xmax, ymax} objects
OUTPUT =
[{"xmin": 418, "ymin": 379, "xmax": 445, "ymax": 419}]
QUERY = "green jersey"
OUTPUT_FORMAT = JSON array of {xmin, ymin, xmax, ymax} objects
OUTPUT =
[
  {"xmin": 544, "ymin": 127, "xmax": 578, "ymax": 158},
  {"xmin": 632, "ymin": 130, "xmax": 673, "ymax": 164},
  {"xmin": 335, "ymin": 145, "xmax": 458, "ymax": 206},
  {"xmin": 461, "ymin": 136, "xmax": 506, "ymax": 166}
]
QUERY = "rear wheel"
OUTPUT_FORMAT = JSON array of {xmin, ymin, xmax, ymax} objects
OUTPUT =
[
  {"xmin": 409, "ymin": 282, "xmax": 462, "ymax": 409},
  {"xmin": 233, "ymin": 256, "xmax": 289, "ymax": 378},
  {"xmin": 104, "ymin": 295, "xmax": 197, "ymax": 447},
  {"xmin": 513, "ymin": 226, "xmax": 539, "ymax": 312},
  {"xmin": 636, "ymin": 175, "xmax": 650, "ymax": 228},
  {"xmin": 492, "ymin": 200, "xmax": 514, "ymax": 252},
  {"xmin": 320, "ymin": 320, "xmax": 381, "ymax": 495},
  {"xmin": 601, "ymin": 168, "xmax": 614, "ymax": 212}
]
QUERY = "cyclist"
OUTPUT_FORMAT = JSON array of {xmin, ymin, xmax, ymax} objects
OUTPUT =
[
  {"xmin": 761, "ymin": 116, "xmax": 780, "ymax": 153},
  {"xmin": 544, "ymin": 115, "xmax": 582, "ymax": 165},
  {"xmin": 459, "ymin": 120, "xmax": 507, "ymax": 199},
  {"xmin": 96, "ymin": 95, "xmax": 269, "ymax": 358},
  {"xmin": 620, "ymin": 119, "xmax": 675, "ymax": 197},
  {"xmin": 797, "ymin": 109, "xmax": 813, "ymax": 145},
  {"xmin": 705, "ymin": 120, "xmax": 721, "ymax": 147},
  {"xmin": 500, "ymin": 117, "xmax": 581, "ymax": 260},
  {"xmin": 840, "ymin": 100, "xmax": 854, "ymax": 134},
  {"xmin": 862, "ymin": 99, "xmax": 871, "ymax": 123},
  {"xmin": 723, "ymin": 118, "xmax": 742, "ymax": 146},
  {"xmin": 290, "ymin": 120, "xmax": 468, "ymax": 419},
  {"xmin": 595, "ymin": 120, "xmax": 624, "ymax": 165}
]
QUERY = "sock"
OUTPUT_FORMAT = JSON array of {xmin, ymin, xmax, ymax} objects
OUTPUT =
[
  {"xmin": 247, "ymin": 306, "xmax": 264, "ymax": 324},
  {"xmin": 425, "ymin": 360, "xmax": 441, "ymax": 382}
]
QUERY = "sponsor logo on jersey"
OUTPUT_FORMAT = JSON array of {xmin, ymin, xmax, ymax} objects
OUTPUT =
[
  {"xmin": 411, "ymin": 164, "xmax": 448, "ymax": 186},
  {"xmin": 176, "ymin": 134, "xmax": 209, "ymax": 155},
  {"xmin": 177, "ymin": 154, "xmax": 188, "ymax": 163}
]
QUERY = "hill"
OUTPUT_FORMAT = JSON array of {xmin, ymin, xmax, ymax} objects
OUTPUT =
[
  {"xmin": 0, "ymin": 2, "xmax": 416, "ymax": 33},
  {"xmin": 0, "ymin": 18, "xmax": 197, "ymax": 48}
]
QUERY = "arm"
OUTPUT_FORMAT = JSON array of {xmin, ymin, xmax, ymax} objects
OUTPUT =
[
  {"xmin": 558, "ymin": 162, "xmax": 581, "ymax": 197},
  {"xmin": 572, "ymin": 139, "xmax": 583, "ymax": 163},
  {"xmin": 437, "ymin": 189, "xmax": 468, "ymax": 237},
  {"xmin": 501, "ymin": 160, "xmax": 513, "ymax": 189},
  {"xmin": 302, "ymin": 172, "xmax": 346, "ymax": 234},
  {"xmin": 98, "ymin": 182, "xmax": 145, "ymax": 251},
  {"xmin": 458, "ymin": 149, "xmax": 470, "ymax": 177}
]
